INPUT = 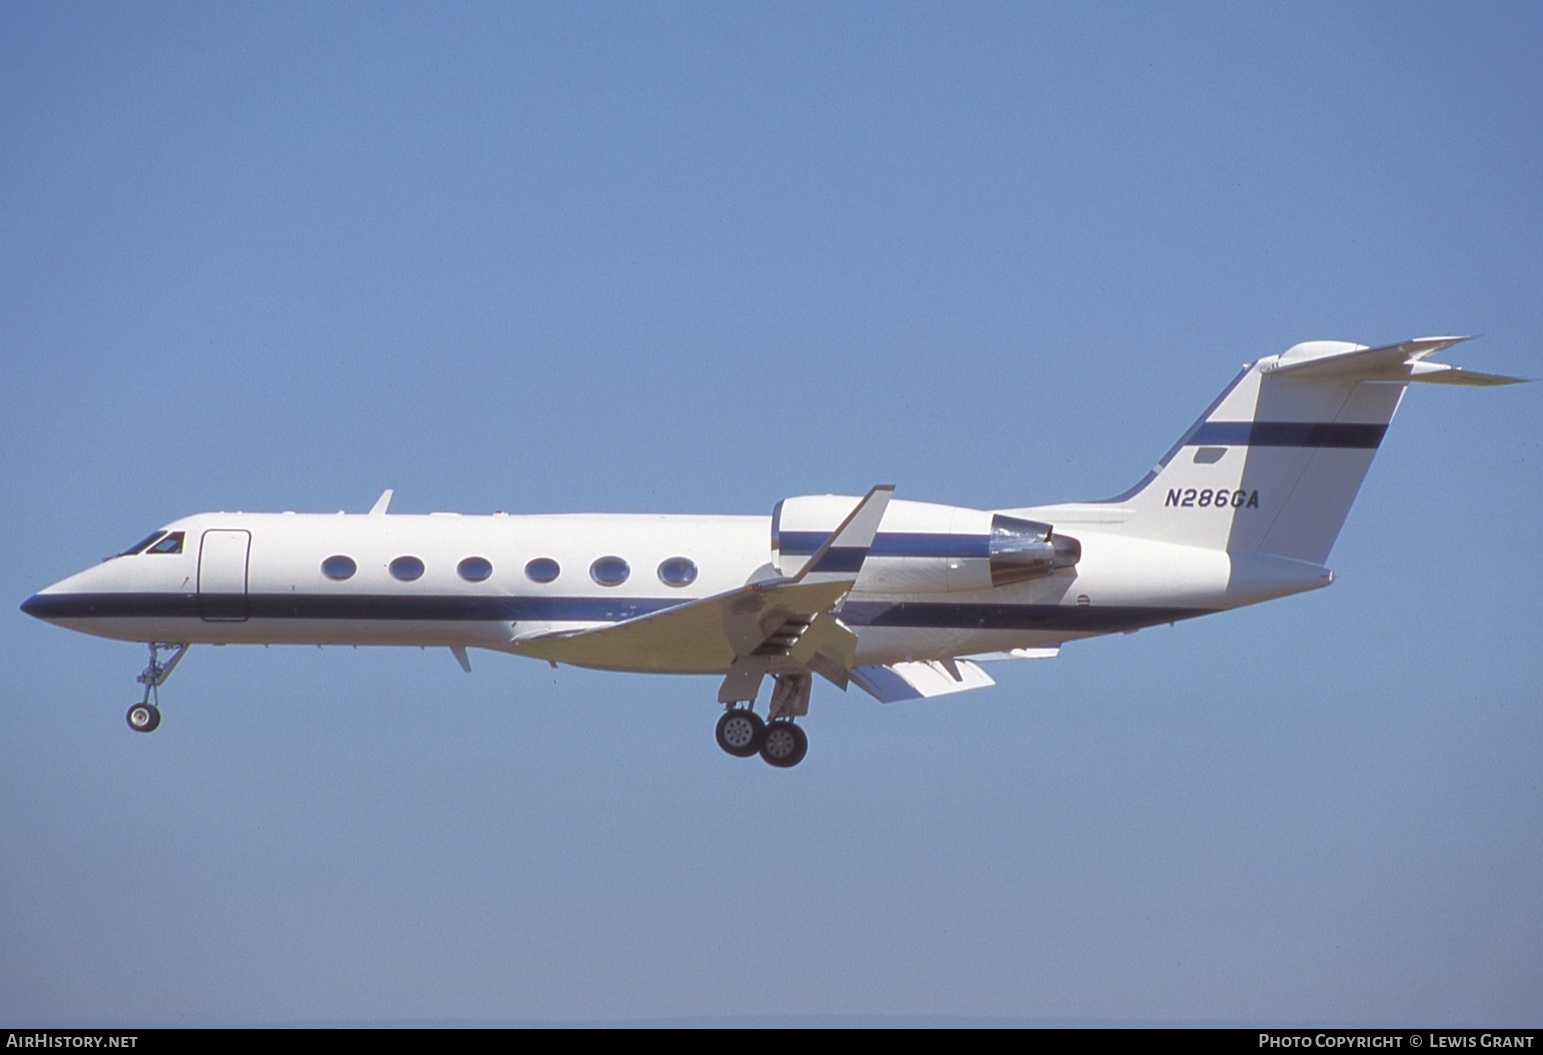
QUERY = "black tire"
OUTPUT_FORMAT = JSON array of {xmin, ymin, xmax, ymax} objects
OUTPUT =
[
  {"xmin": 715, "ymin": 709, "xmax": 764, "ymax": 757},
  {"xmin": 759, "ymin": 720, "xmax": 807, "ymax": 768},
  {"xmin": 127, "ymin": 702, "xmax": 161, "ymax": 733}
]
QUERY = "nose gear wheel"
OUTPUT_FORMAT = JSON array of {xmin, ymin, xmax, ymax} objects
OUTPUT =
[{"xmin": 127, "ymin": 702, "xmax": 161, "ymax": 733}]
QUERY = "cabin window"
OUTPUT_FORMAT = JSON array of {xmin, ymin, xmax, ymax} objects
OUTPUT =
[
  {"xmin": 389, "ymin": 556, "xmax": 425, "ymax": 582},
  {"xmin": 146, "ymin": 532, "xmax": 184, "ymax": 555},
  {"xmin": 321, "ymin": 555, "xmax": 357, "ymax": 581},
  {"xmin": 458, "ymin": 556, "xmax": 493, "ymax": 582},
  {"xmin": 120, "ymin": 531, "xmax": 166, "ymax": 557},
  {"xmin": 590, "ymin": 556, "xmax": 630, "ymax": 587},
  {"xmin": 658, "ymin": 557, "xmax": 698, "ymax": 587},
  {"xmin": 525, "ymin": 557, "xmax": 560, "ymax": 583}
]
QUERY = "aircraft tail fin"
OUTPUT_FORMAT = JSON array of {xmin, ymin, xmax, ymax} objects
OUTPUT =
[{"xmin": 1107, "ymin": 337, "xmax": 1524, "ymax": 564}]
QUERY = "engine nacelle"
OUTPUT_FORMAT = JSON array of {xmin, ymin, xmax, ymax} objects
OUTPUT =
[{"xmin": 772, "ymin": 495, "xmax": 1079, "ymax": 594}]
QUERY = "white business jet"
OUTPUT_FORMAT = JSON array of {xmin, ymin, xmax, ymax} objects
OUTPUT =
[{"xmin": 22, "ymin": 337, "xmax": 1523, "ymax": 767}]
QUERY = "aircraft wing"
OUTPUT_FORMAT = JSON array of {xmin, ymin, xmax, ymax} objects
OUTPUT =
[
  {"xmin": 507, "ymin": 578, "xmax": 856, "ymax": 674},
  {"xmin": 508, "ymin": 485, "xmax": 894, "ymax": 680}
]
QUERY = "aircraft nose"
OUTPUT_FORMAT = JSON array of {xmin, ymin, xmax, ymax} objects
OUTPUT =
[
  {"xmin": 21, "ymin": 592, "xmax": 54, "ymax": 621},
  {"xmin": 23, "ymin": 559, "xmax": 133, "ymax": 626},
  {"xmin": 21, "ymin": 577, "xmax": 78, "ymax": 622}
]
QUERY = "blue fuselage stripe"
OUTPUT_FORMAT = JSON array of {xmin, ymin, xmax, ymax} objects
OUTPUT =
[
  {"xmin": 1190, "ymin": 421, "xmax": 1387, "ymax": 449},
  {"xmin": 780, "ymin": 532, "xmax": 990, "ymax": 559},
  {"xmin": 22, "ymin": 592, "xmax": 1215, "ymax": 633},
  {"xmin": 809, "ymin": 547, "xmax": 867, "ymax": 573},
  {"xmin": 837, "ymin": 601, "xmax": 1211, "ymax": 631},
  {"xmin": 21, "ymin": 592, "xmax": 681, "ymax": 624}
]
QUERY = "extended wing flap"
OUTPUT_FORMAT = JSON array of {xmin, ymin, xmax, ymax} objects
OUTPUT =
[
  {"xmin": 786, "ymin": 612, "xmax": 859, "ymax": 689},
  {"xmin": 850, "ymin": 659, "xmax": 996, "ymax": 703},
  {"xmin": 962, "ymin": 646, "xmax": 1061, "ymax": 661}
]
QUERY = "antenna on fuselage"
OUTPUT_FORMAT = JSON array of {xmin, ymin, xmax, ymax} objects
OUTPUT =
[{"xmin": 369, "ymin": 489, "xmax": 393, "ymax": 516}]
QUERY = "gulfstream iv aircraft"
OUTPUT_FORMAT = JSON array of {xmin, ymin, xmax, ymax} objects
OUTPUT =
[{"xmin": 22, "ymin": 337, "xmax": 1523, "ymax": 767}]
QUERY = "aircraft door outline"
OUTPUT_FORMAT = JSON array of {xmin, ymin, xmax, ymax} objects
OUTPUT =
[{"xmin": 197, "ymin": 529, "xmax": 251, "ymax": 622}]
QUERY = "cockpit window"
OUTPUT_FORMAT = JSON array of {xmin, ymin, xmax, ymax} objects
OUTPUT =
[
  {"xmin": 119, "ymin": 531, "xmax": 167, "ymax": 557},
  {"xmin": 146, "ymin": 531, "xmax": 185, "ymax": 555}
]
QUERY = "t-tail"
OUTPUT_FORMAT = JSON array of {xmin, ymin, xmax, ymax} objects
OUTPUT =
[{"xmin": 1105, "ymin": 337, "xmax": 1524, "ymax": 564}]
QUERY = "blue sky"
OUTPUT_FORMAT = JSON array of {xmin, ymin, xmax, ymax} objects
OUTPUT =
[{"xmin": 3, "ymin": 2, "xmax": 1540, "ymax": 1026}]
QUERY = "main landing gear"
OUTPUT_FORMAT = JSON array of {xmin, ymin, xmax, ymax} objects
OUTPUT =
[
  {"xmin": 127, "ymin": 642, "xmax": 188, "ymax": 734},
  {"xmin": 714, "ymin": 670, "xmax": 813, "ymax": 768},
  {"xmin": 715, "ymin": 707, "xmax": 809, "ymax": 768}
]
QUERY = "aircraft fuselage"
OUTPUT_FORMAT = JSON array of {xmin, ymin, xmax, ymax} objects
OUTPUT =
[
  {"xmin": 21, "ymin": 503, "xmax": 1327, "ymax": 669},
  {"xmin": 22, "ymin": 336, "xmax": 1520, "ymax": 763}
]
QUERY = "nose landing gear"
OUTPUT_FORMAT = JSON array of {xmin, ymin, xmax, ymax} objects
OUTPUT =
[{"xmin": 127, "ymin": 642, "xmax": 188, "ymax": 734}]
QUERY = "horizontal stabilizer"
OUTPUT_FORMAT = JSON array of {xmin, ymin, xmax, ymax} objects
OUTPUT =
[
  {"xmin": 1402, "ymin": 362, "xmax": 1529, "ymax": 386},
  {"xmin": 1263, "ymin": 336, "xmax": 1527, "ymax": 385},
  {"xmin": 851, "ymin": 659, "xmax": 996, "ymax": 703}
]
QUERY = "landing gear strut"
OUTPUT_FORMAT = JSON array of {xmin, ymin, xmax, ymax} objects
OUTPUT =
[{"xmin": 127, "ymin": 642, "xmax": 188, "ymax": 734}]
